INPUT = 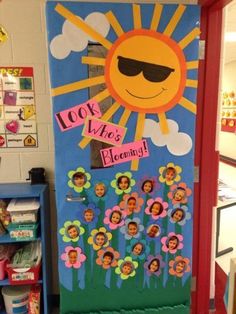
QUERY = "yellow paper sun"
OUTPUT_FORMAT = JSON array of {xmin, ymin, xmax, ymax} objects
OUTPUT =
[{"xmin": 52, "ymin": 3, "xmax": 200, "ymax": 170}]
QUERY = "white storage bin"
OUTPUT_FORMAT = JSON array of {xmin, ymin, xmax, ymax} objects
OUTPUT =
[{"xmin": 7, "ymin": 198, "xmax": 40, "ymax": 224}]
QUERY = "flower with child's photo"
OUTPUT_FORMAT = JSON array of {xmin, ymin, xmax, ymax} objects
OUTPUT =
[
  {"xmin": 59, "ymin": 220, "xmax": 85, "ymax": 243},
  {"xmin": 144, "ymin": 255, "xmax": 165, "ymax": 277},
  {"xmin": 167, "ymin": 182, "xmax": 192, "ymax": 204},
  {"xmin": 68, "ymin": 167, "xmax": 91, "ymax": 193},
  {"xmin": 61, "ymin": 246, "xmax": 86, "ymax": 269},
  {"xmin": 169, "ymin": 256, "xmax": 191, "ymax": 277},
  {"xmin": 88, "ymin": 227, "xmax": 112, "ymax": 250},
  {"xmin": 110, "ymin": 171, "xmax": 135, "ymax": 195},
  {"xmin": 103, "ymin": 205, "xmax": 126, "ymax": 230},
  {"xmin": 161, "ymin": 232, "xmax": 183, "ymax": 254},
  {"xmin": 126, "ymin": 239, "xmax": 150, "ymax": 260},
  {"xmin": 137, "ymin": 176, "xmax": 159, "ymax": 196},
  {"xmin": 96, "ymin": 247, "xmax": 120, "ymax": 269},
  {"xmin": 145, "ymin": 197, "xmax": 168, "ymax": 220},
  {"xmin": 119, "ymin": 192, "xmax": 144, "ymax": 215},
  {"xmin": 120, "ymin": 217, "xmax": 144, "ymax": 240},
  {"xmin": 89, "ymin": 180, "xmax": 110, "ymax": 202},
  {"xmin": 168, "ymin": 204, "xmax": 191, "ymax": 226},
  {"xmin": 77, "ymin": 203, "xmax": 100, "ymax": 225},
  {"xmin": 159, "ymin": 162, "xmax": 182, "ymax": 186},
  {"xmin": 115, "ymin": 256, "xmax": 138, "ymax": 280}
]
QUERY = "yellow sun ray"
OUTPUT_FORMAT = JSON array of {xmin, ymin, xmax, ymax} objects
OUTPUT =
[
  {"xmin": 133, "ymin": 4, "xmax": 142, "ymax": 29},
  {"xmin": 186, "ymin": 79, "xmax": 198, "ymax": 88},
  {"xmin": 150, "ymin": 4, "xmax": 163, "ymax": 31},
  {"xmin": 178, "ymin": 27, "xmax": 201, "ymax": 49},
  {"xmin": 91, "ymin": 88, "xmax": 110, "ymax": 103},
  {"xmin": 81, "ymin": 56, "xmax": 106, "ymax": 66},
  {"xmin": 131, "ymin": 113, "xmax": 146, "ymax": 171},
  {"xmin": 105, "ymin": 11, "xmax": 124, "ymax": 37},
  {"xmin": 55, "ymin": 3, "xmax": 112, "ymax": 50},
  {"xmin": 179, "ymin": 97, "xmax": 196, "ymax": 114},
  {"xmin": 51, "ymin": 76, "xmax": 105, "ymax": 97},
  {"xmin": 79, "ymin": 102, "xmax": 120, "ymax": 149},
  {"xmin": 187, "ymin": 60, "xmax": 199, "ymax": 69},
  {"xmin": 119, "ymin": 108, "xmax": 132, "ymax": 127},
  {"xmin": 158, "ymin": 112, "xmax": 169, "ymax": 134},
  {"xmin": 163, "ymin": 5, "xmax": 186, "ymax": 37}
]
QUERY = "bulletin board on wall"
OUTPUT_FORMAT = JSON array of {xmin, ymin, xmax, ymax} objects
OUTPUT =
[{"xmin": 46, "ymin": 1, "xmax": 200, "ymax": 313}]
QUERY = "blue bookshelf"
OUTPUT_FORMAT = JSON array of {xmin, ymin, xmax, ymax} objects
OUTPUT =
[{"xmin": 0, "ymin": 183, "xmax": 52, "ymax": 314}]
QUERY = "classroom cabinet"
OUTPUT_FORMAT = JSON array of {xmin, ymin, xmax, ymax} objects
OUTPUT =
[{"xmin": 0, "ymin": 183, "xmax": 52, "ymax": 314}]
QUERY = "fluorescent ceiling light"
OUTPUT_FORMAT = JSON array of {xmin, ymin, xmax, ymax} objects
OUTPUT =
[{"xmin": 225, "ymin": 32, "xmax": 236, "ymax": 42}]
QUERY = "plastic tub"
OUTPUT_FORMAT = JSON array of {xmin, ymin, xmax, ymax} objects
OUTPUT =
[
  {"xmin": 2, "ymin": 285, "xmax": 30, "ymax": 314},
  {"xmin": 7, "ymin": 198, "xmax": 40, "ymax": 224}
]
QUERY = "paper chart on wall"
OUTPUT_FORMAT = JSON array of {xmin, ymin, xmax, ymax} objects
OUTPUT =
[{"xmin": 0, "ymin": 67, "xmax": 38, "ymax": 148}]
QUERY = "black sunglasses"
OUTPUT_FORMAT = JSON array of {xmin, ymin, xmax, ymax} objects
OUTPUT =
[{"xmin": 117, "ymin": 56, "xmax": 175, "ymax": 83}]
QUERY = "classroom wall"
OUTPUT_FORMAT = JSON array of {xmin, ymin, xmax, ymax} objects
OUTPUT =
[
  {"xmin": 0, "ymin": 0, "xmax": 58, "ymax": 293},
  {"xmin": 219, "ymin": 60, "xmax": 236, "ymax": 160}
]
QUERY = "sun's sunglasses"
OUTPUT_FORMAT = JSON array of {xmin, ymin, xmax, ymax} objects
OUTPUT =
[{"xmin": 117, "ymin": 56, "xmax": 175, "ymax": 83}]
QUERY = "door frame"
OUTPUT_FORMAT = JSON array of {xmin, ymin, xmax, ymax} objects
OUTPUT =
[{"xmin": 192, "ymin": 0, "xmax": 232, "ymax": 312}]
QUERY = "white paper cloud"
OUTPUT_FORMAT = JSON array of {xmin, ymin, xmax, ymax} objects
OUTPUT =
[
  {"xmin": 143, "ymin": 119, "xmax": 192, "ymax": 156},
  {"xmin": 50, "ymin": 12, "xmax": 110, "ymax": 59}
]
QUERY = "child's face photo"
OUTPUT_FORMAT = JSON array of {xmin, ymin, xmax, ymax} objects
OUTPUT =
[
  {"xmin": 68, "ymin": 251, "xmax": 77, "ymax": 264},
  {"xmin": 174, "ymin": 189, "xmax": 185, "ymax": 201},
  {"xmin": 132, "ymin": 243, "xmax": 143, "ymax": 255},
  {"xmin": 175, "ymin": 261, "xmax": 185, "ymax": 273},
  {"xmin": 73, "ymin": 172, "xmax": 85, "ymax": 187},
  {"xmin": 118, "ymin": 176, "xmax": 129, "ymax": 190},
  {"xmin": 165, "ymin": 168, "xmax": 175, "ymax": 181},
  {"xmin": 67, "ymin": 226, "xmax": 79, "ymax": 239},
  {"xmin": 103, "ymin": 255, "xmax": 113, "ymax": 265},
  {"xmin": 150, "ymin": 202, "xmax": 161, "ymax": 216},
  {"xmin": 128, "ymin": 223, "xmax": 138, "ymax": 236},
  {"xmin": 84, "ymin": 210, "xmax": 94, "ymax": 222},
  {"xmin": 95, "ymin": 233, "xmax": 106, "ymax": 246},
  {"xmin": 168, "ymin": 238, "xmax": 178, "ymax": 250},
  {"xmin": 95, "ymin": 184, "xmax": 105, "ymax": 197},
  {"xmin": 122, "ymin": 263, "xmax": 132, "ymax": 275},
  {"xmin": 149, "ymin": 259, "xmax": 159, "ymax": 273},
  {"xmin": 127, "ymin": 198, "xmax": 136, "ymax": 213},
  {"xmin": 148, "ymin": 225, "xmax": 159, "ymax": 238},
  {"xmin": 172, "ymin": 209, "xmax": 184, "ymax": 222},
  {"xmin": 143, "ymin": 181, "xmax": 152, "ymax": 193},
  {"xmin": 110, "ymin": 211, "xmax": 121, "ymax": 224}
]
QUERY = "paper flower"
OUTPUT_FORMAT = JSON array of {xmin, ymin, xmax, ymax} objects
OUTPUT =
[
  {"xmin": 137, "ymin": 176, "xmax": 160, "ymax": 195},
  {"xmin": 96, "ymin": 247, "xmax": 120, "ymax": 269},
  {"xmin": 119, "ymin": 192, "xmax": 144, "ymax": 215},
  {"xmin": 77, "ymin": 203, "xmax": 100, "ymax": 225},
  {"xmin": 120, "ymin": 217, "xmax": 144, "ymax": 240},
  {"xmin": 115, "ymin": 256, "xmax": 138, "ymax": 280},
  {"xmin": 158, "ymin": 163, "xmax": 182, "ymax": 186},
  {"xmin": 144, "ymin": 255, "xmax": 165, "ymax": 277},
  {"xmin": 168, "ymin": 204, "xmax": 191, "ymax": 226},
  {"xmin": 110, "ymin": 172, "xmax": 135, "ymax": 195},
  {"xmin": 126, "ymin": 239, "xmax": 150, "ymax": 260},
  {"xmin": 169, "ymin": 256, "xmax": 191, "ymax": 277},
  {"xmin": 89, "ymin": 180, "xmax": 110, "ymax": 202},
  {"xmin": 68, "ymin": 167, "xmax": 91, "ymax": 193},
  {"xmin": 161, "ymin": 232, "xmax": 183, "ymax": 254},
  {"xmin": 103, "ymin": 205, "xmax": 126, "ymax": 230},
  {"xmin": 59, "ymin": 220, "xmax": 85, "ymax": 243},
  {"xmin": 61, "ymin": 246, "xmax": 86, "ymax": 268},
  {"xmin": 144, "ymin": 197, "xmax": 168, "ymax": 220},
  {"xmin": 88, "ymin": 227, "xmax": 112, "ymax": 250},
  {"xmin": 167, "ymin": 182, "xmax": 192, "ymax": 204}
]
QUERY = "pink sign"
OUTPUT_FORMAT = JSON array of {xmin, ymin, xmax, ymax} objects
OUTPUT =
[
  {"xmin": 100, "ymin": 139, "xmax": 149, "ymax": 167},
  {"xmin": 55, "ymin": 100, "xmax": 102, "ymax": 132},
  {"xmin": 82, "ymin": 117, "xmax": 126, "ymax": 146}
]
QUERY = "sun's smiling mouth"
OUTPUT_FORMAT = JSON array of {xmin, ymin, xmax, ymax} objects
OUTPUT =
[{"xmin": 125, "ymin": 88, "xmax": 166, "ymax": 99}]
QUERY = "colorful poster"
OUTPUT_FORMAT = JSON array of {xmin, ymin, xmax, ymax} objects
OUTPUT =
[
  {"xmin": 46, "ymin": 2, "xmax": 200, "ymax": 313},
  {"xmin": 0, "ymin": 67, "xmax": 38, "ymax": 148}
]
